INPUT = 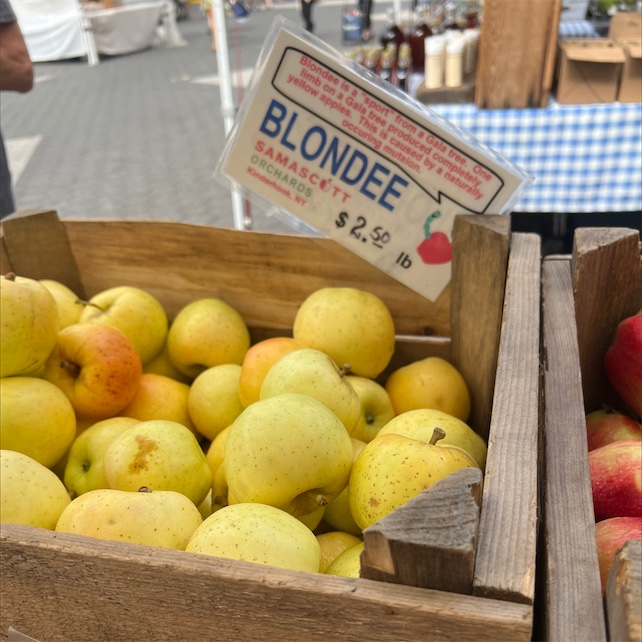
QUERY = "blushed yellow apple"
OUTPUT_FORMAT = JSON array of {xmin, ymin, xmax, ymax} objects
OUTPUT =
[
  {"xmin": 167, "ymin": 298, "xmax": 251, "ymax": 379},
  {"xmin": 188, "ymin": 364, "xmax": 244, "ymax": 441},
  {"xmin": 119, "ymin": 373, "xmax": 198, "ymax": 437},
  {"xmin": 317, "ymin": 531, "xmax": 363, "ymax": 573},
  {"xmin": 377, "ymin": 408, "xmax": 487, "ymax": 469},
  {"xmin": 0, "ymin": 376, "xmax": 76, "ymax": 468},
  {"xmin": 143, "ymin": 340, "xmax": 192, "ymax": 384},
  {"xmin": 206, "ymin": 424, "xmax": 231, "ymax": 480},
  {"xmin": 56, "ymin": 486, "xmax": 203, "ymax": 550},
  {"xmin": 385, "ymin": 356, "xmax": 471, "ymax": 422},
  {"xmin": 349, "ymin": 429, "xmax": 479, "ymax": 530},
  {"xmin": 225, "ymin": 393, "xmax": 353, "ymax": 518},
  {"xmin": 63, "ymin": 416, "xmax": 140, "ymax": 497},
  {"xmin": 260, "ymin": 348, "xmax": 361, "ymax": 435},
  {"xmin": 79, "ymin": 286, "xmax": 168, "ymax": 365},
  {"xmin": 1, "ymin": 450, "xmax": 71, "ymax": 529},
  {"xmin": 44, "ymin": 323, "xmax": 143, "ymax": 420},
  {"xmin": 40, "ymin": 279, "xmax": 84, "ymax": 330},
  {"xmin": 322, "ymin": 438, "xmax": 367, "ymax": 536},
  {"xmin": 238, "ymin": 337, "xmax": 306, "ymax": 408},
  {"xmin": 103, "ymin": 419, "xmax": 211, "ymax": 505},
  {"xmin": 0, "ymin": 273, "xmax": 59, "ymax": 378},
  {"xmin": 185, "ymin": 502, "xmax": 322, "ymax": 573},
  {"xmin": 325, "ymin": 541, "xmax": 365, "ymax": 577},
  {"xmin": 347, "ymin": 375, "xmax": 395, "ymax": 443},
  {"xmin": 293, "ymin": 287, "xmax": 395, "ymax": 379}
]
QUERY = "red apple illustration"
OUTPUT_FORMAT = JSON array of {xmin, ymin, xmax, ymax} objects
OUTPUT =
[
  {"xmin": 416, "ymin": 211, "xmax": 452, "ymax": 265},
  {"xmin": 604, "ymin": 310, "xmax": 642, "ymax": 420}
]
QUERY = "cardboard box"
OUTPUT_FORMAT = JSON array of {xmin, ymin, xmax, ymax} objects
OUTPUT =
[
  {"xmin": 556, "ymin": 39, "xmax": 626, "ymax": 104},
  {"xmin": 0, "ymin": 210, "xmax": 542, "ymax": 642},
  {"xmin": 617, "ymin": 38, "xmax": 642, "ymax": 103},
  {"xmin": 541, "ymin": 227, "xmax": 642, "ymax": 642},
  {"xmin": 608, "ymin": 11, "xmax": 642, "ymax": 40}
]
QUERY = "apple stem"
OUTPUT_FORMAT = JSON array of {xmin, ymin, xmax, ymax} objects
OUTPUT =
[
  {"xmin": 338, "ymin": 364, "xmax": 352, "ymax": 378},
  {"xmin": 60, "ymin": 360, "xmax": 81, "ymax": 379},
  {"xmin": 4, "ymin": 272, "xmax": 17, "ymax": 281},
  {"xmin": 315, "ymin": 494, "xmax": 328, "ymax": 507},
  {"xmin": 138, "ymin": 487, "xmax": 152, "ymax": 493},
  {"xmin": 430, "ymin": 427, "xmax": 447, "ymax": 445},
  {"xmin": 76, "ymin": 299, "xmax": 105, "ymax": 312}
]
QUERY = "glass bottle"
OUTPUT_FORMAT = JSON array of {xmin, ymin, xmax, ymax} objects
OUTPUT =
[
  {"xmin": 380, "ymin": 8, "xmax": 405, "ymax": 49},
  {"xmin": 379, "ymin": 47, "xmax": 394, "ymax": 85},
  {"xmin": 408, "ymin": 8, "xmax": 432, "ymax": 71},
  {"xmin": 396, "ymin": 42, "xmax": 412, "ymax": 92}
]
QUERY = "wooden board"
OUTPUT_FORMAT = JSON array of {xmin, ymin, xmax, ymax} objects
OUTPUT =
[
  {"xmin": 540, "ymin": 257, "xmax": 607, "ymax": 642},
  {"xmin": 472, "ymin": 232, "xmax": 540, "ymax": 605},
  {"xmin": 475, "ymin": 0, "xmax": 561, "ymax": 109},
  {"xmin": 1, "ymin": 524, "xmax": 533, "ymax": 642},
  {"xmin": 606, "ymin": 539, "xmax": 642, "ymax": 642},
  {"xmin": 571, "ymin": 227, "xmax": 642, "ymax": 413}
]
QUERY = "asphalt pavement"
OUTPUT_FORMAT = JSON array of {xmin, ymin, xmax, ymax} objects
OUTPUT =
[{"xmin": 1, "ymin": 0, "xmax": 399, "ymax": 233}]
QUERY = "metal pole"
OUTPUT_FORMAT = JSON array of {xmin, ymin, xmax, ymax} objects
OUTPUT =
[{"xmin": 213, "ymin": 0, "xmax": 248, "ymax": 230}]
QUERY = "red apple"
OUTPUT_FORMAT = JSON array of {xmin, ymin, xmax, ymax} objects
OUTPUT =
[
  {"xmin": 44, "ymin": 323, "xmax": 143, "ymax": 420},
  {"xmin": 604, "ymin": 311, "xmax": 642, "ymax": 420},
  {"xmin": 586, "ymin": 409, "xmax": 642, "ymax": 451},
  {"xmin": 595, "ymin": 516, "xmax": 642, "ymax": 592},
  {"xmin": 589, "ymin": 439, "xmax": 642, "ymax": 522}
]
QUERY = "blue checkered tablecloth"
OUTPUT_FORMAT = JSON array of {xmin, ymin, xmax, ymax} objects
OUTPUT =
[{"xmin": 424, "ymin": 99, "xmax": 642, "ymax": 213}]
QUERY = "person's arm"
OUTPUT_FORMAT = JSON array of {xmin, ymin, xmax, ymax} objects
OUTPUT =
[{"xmin": 0, "ymin": 18, "xmax": 34, "ymax": 93}]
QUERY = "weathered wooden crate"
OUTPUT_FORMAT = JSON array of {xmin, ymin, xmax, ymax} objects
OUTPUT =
[
  {"xmin": 0, "ymin": 210, "xmax": 541, "ymax": 642},
  {"xmin": 540, "ymin": 227, "xmax": 642, "ymax": 642}
]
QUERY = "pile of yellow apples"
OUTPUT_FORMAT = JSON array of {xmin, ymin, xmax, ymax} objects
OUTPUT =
[{"xmin": 0, "ymin": 273, "xmax": 487, "ymax": 576}]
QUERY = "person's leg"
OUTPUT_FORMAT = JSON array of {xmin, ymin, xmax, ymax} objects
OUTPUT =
[
  {"xmin": 360, "ymin": 0, "xmax": 373, "ymax": 40},
  {"xmin": 301, "ymin": 0, "xmax": 313, "ymax": 31},
  {"xmin": 208, "ymin": 6, "xmax": 217, "ymax": 50}
]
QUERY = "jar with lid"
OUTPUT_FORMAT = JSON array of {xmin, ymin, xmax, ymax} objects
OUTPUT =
[
  {"xmin": 444, "ymin": 33, "xmax": 464, "ymax": 87},
  {"xmin": 424, "ymin": 35, "xmax": 444, "ymax": 89},
  {"xmin": 380, "ymin": 8, "xmax": 405, "ymax": 49},
  {"xmin": 408, "ymin": 8, "xmax": 432, "ymax": 71}
]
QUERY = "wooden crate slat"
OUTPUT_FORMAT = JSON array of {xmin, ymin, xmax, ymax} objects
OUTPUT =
[
  {"xmin": 450, "ymin": 214, "xmax": 511, "ymax": 441},
  {"xmin": 605, "ymin": 539, "xmax": 642, "ymax": 642},
  {"xmin": 540, "ymin": 257, "xmax": 607, "ymax": 642},
  {"xmin": 472, "ymin": 232, "xmax": 540, "ymax": 605},
  {"xmin": 571, "ymin": 227, "xmax": 642, "ymax": 413},
  {"xmin": 0, "ymin": 525, "xmax": 533, "ymax": 642}
]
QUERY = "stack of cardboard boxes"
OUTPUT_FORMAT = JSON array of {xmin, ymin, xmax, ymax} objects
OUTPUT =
[{"xmin": 556, "ymin": 12, "xmax": 641, "ymax": 104}]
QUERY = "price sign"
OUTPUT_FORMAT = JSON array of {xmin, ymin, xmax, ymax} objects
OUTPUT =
[{"xmin": 217, "ymin": 18, "xmax": 532, "ymax": 302}]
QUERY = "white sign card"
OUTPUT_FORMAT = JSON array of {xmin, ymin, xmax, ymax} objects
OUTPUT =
[{"xmin": 216, "ymin": 18, "xmax": 533, "ymax": 302}]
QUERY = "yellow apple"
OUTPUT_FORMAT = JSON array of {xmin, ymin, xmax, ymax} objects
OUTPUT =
[
  {"xmin": 44, "ymin": 323, "xmax": 143, "ymax": 420},
  {"xmin": 346, "ymin": 375, "xmax": 395, "ymax": 443},
  {"xmin": 293, "ymin": 287, "xmax": 395, "ymax": 379},
  {"xmin": 225, "ymin": 393, "xmax": 354, "ymax": 518},
  {"xmin": 188, "ymin": 364, "xmax": 244, "ymax": 441},
  {"xmin": 317, "ymin": 531, "xmax": 363, "ymax": 573},
  {"xmin": 1, "ymin": 449, "xmax": 71, "ymax": 529},
  {"xmin": 324, "ymin": 541, "xmax": 365, "ymax": 577},
  {"xmin": 79, "ymin": 286, "xmax": 168, "ymax": 366},
  {"xmin": 56, "ymin": 486, "xmax": 203, "ymax": 550},
  {"xmin": 385, "ymin": 356, "xmax": 471, "ymax": 422},
  {"xmin": 198, "ymin": 489, "xmax": 213, "ymax": 520},
  {"xmin": 39, "ymin": 279, "xmax": 84, "ymax": 330},
  {"xmin": 211, "ymin": 462, "xmax": 229, "ymax": 513},
  {"xmin": 63, "ymin": 416, "xmax": 140, "ymax": 497},
  {"xmin": 377, "ymin": 408, "xmax": 487, "ymax": 469},
  {"xmin": 260, "ymin": 348, "xmax": 361, "ymax": 435},
  {"xmin": 166, "ymin": 298, "xmax": 251, "ymax": 379},
  {"xmin": 143, "ymin": 340, "xmax": 192, "ymax": 384},
  {"xmin": 185, "ymin": 502, "xmax": 322, "ymax": 573},
  {"xmin": 349, "ymin": 430, "xmax": 479, "ymax": 530},
  {"xmin": 0, "ymin": 376, "xmax": 76, "ymax": 468},
  {"xmin": 322, "ymin": 438, "xmax": 367, "ymax": 536},
  {"xmin": 103, "ymin": 419, "xmax": 212, "ymax": 506},
  {"xmin": 238, "ymin": 337, "xmax": 306, "ymax": 408},
  {"xmin": 297, "ymin": 505, "xmax": 326, "ymax": 531},
  {"xmin": 0, "ymin": 273, "xmax": 59, "ymax": 378},
  {"xmin": 119, "ymin": 373, "xmax": 198, "ymax": 437},
  {"xmin": 206, "ymin": 424, "xmax": 231, "ymax": 480}
]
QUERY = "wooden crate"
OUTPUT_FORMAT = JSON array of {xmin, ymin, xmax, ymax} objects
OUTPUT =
[
  {"xmin": 0, "ymin": 210, "xmax": 541, "ymax": 642},
  {"xmin": 540, "ymin": 227, "xmax": 642, "ymax": 642}
]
